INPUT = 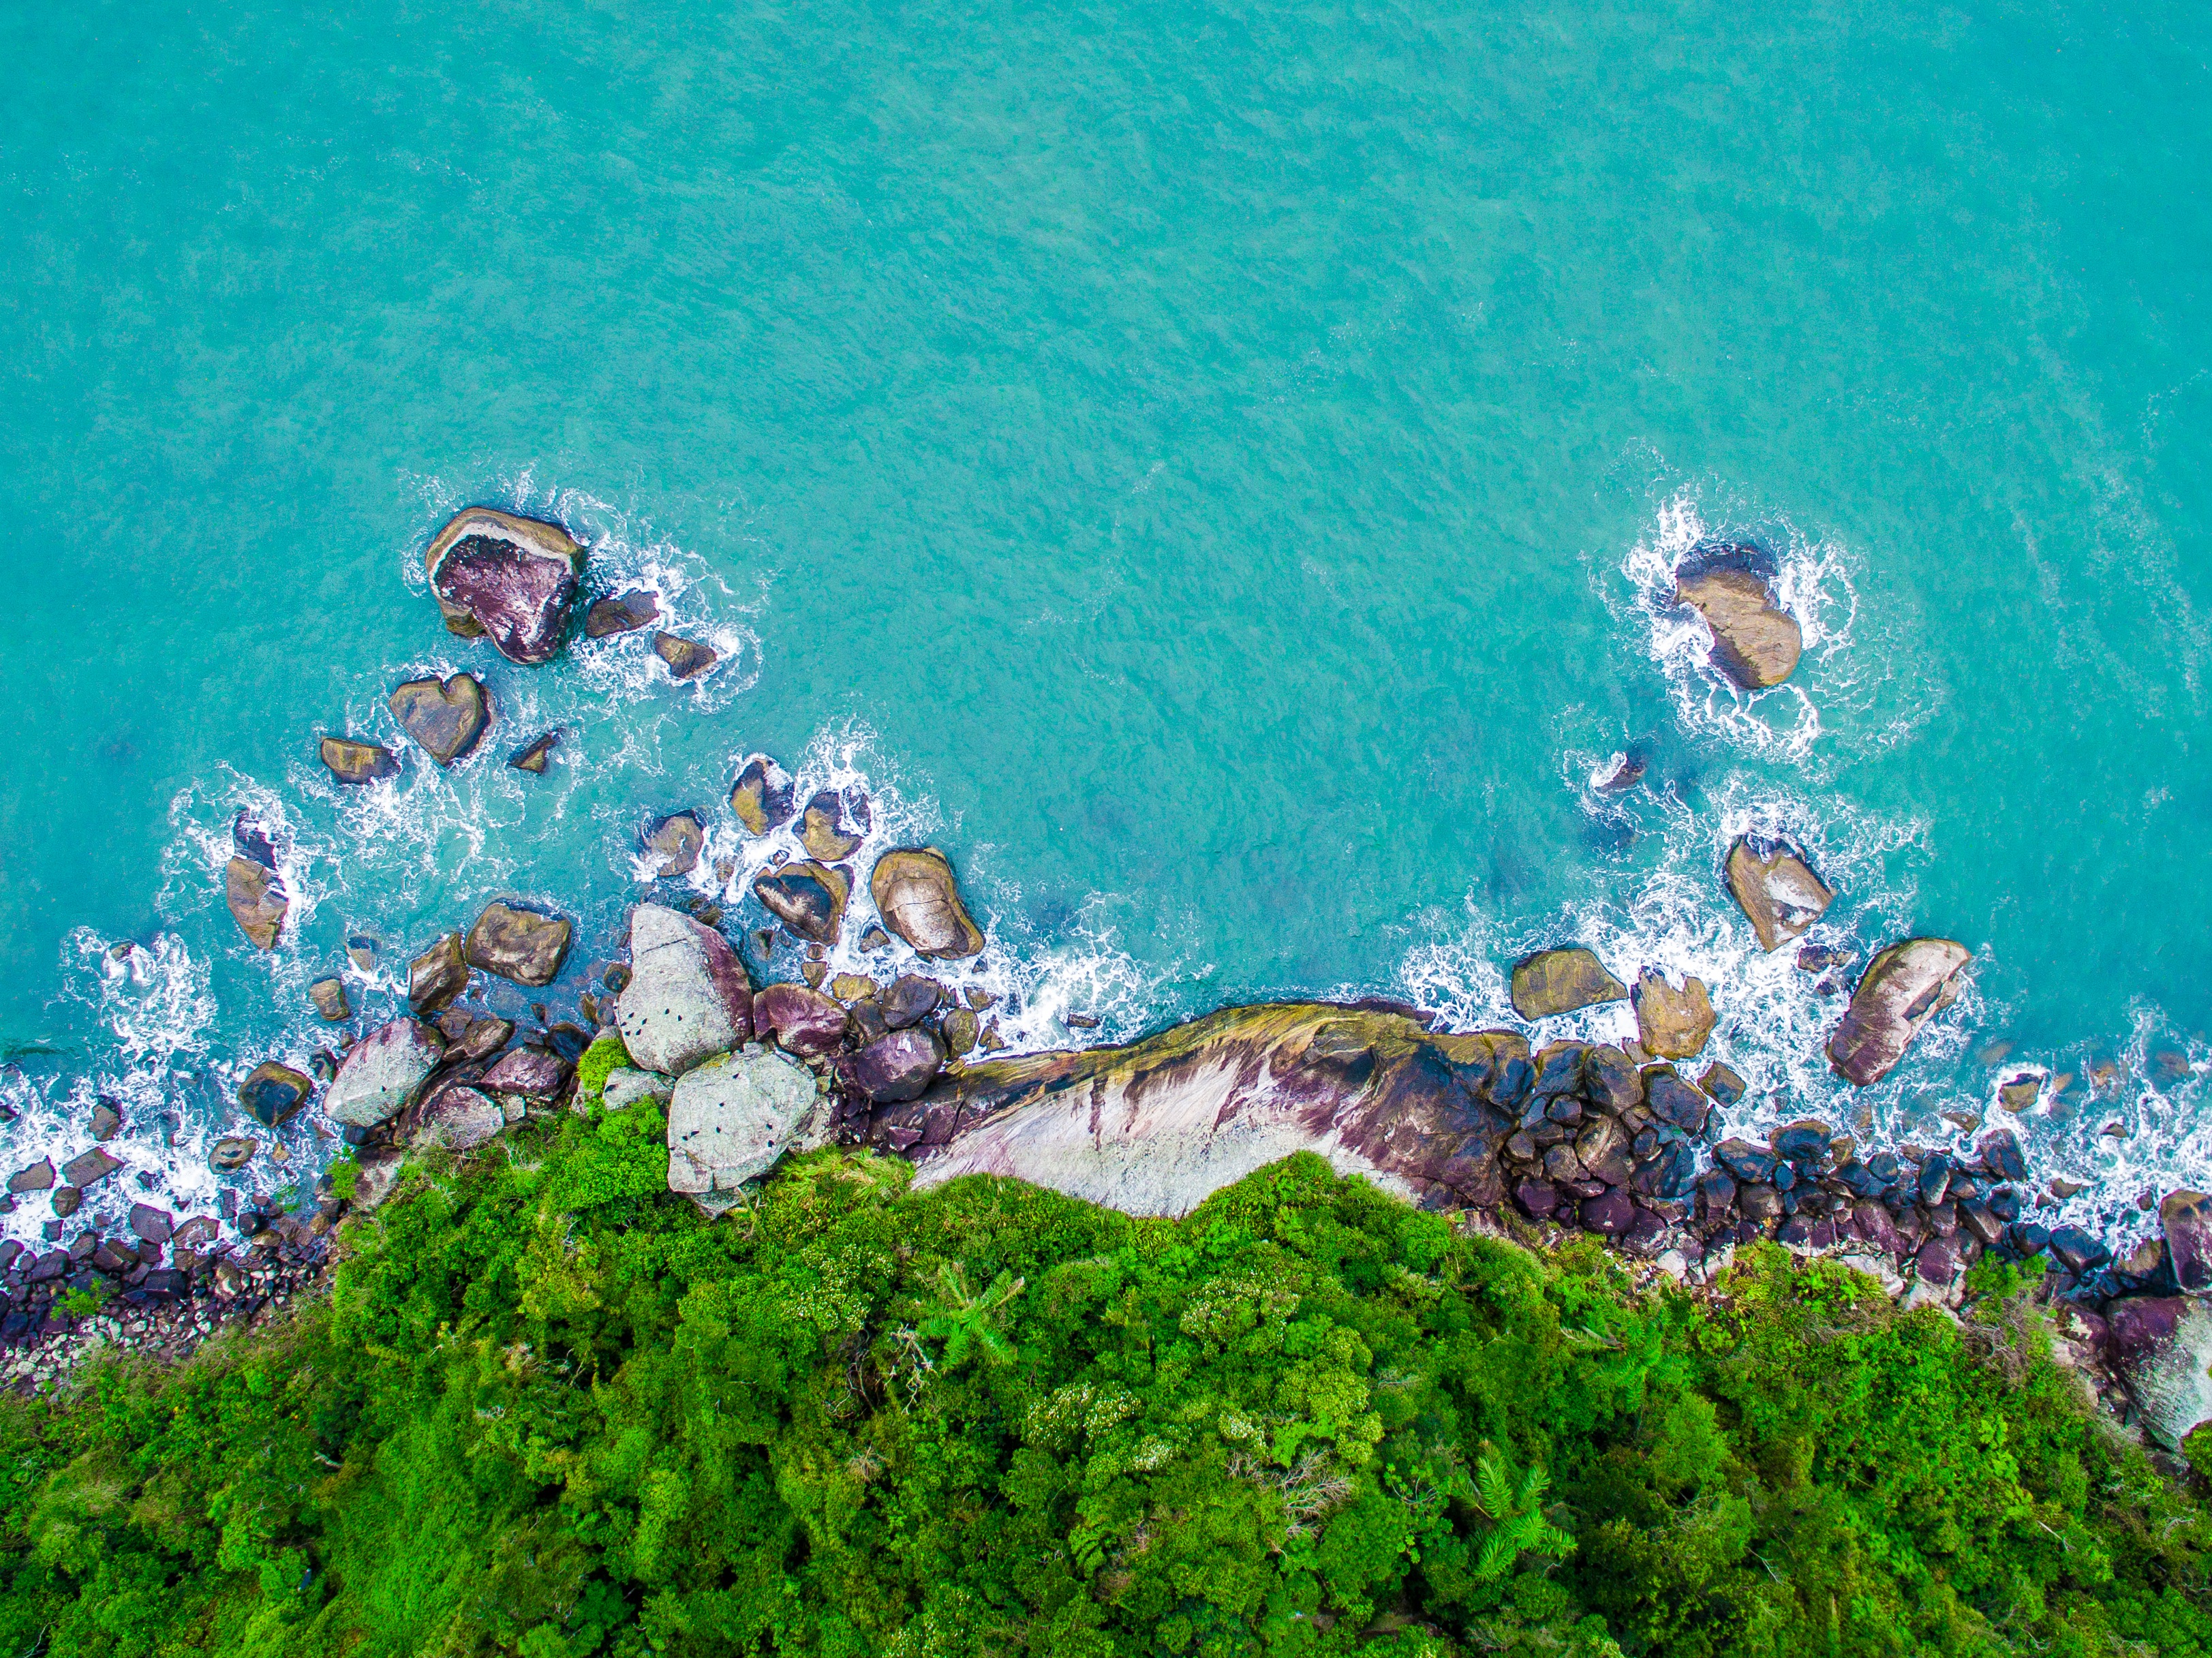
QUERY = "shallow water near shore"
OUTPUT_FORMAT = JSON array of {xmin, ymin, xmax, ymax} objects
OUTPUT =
[{"xmin": 1, "ymin": 1, "xmax": 2208, "ymax": 1252}]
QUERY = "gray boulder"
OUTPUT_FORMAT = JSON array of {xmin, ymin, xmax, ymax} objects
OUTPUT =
[
  {"xmin": 1826, "ymin": 938, "xmax": 1972, "ymax": 1086},
  {"xmin": 666, "ymin": 1047, "xmax": 820, "ymax": 1214},
  {"xmin": 324, "ymin": 1018, "xmax": 446, "ymax": 1127},
  {"xmin": 603, "ymin": 1067, "xmax": 675, "ymax": 1111},
  {"xmin": 616, "ymin": 904, "xmax": 754, "ymax": 1075},
  {"xmin": 420, "ymin": 1085, "xmax": 506, "ymax": 1150}
]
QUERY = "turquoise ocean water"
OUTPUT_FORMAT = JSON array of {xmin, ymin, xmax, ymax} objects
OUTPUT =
[{"xmin": 1, "ymin": 1, "xmax": 2207, "ymax": 1245}]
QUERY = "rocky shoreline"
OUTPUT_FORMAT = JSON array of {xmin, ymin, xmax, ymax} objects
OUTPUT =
[{"xmin": 5, "ymin": 503, "xmax": 2205, "ymax": 1465}]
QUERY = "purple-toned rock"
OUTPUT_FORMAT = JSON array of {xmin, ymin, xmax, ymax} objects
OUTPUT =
[
  {"xmin": 61, "ymin": 1147, "xmax": 123, "ymax": 1187},
  {"xmin": 2105, "ymin": 1295, "xmax": 2212, "ymax": 1450},
  {"xmin": 2162, "ymin": 1190, "xmax": 2212, "ymax": 1293},
  {"xmin": 1583, "ymin": 1045, "xmax": 1642, "ymax": 1114},
  {"xmin": 1914, "ymin": 1237, "xmax": 1958, "ymax": 1287},
  {"xmin": 324, "ymin": 1018, "xmax": 446, "ymax": 1128},
  {"xmin": 1514, "ymin": 1178, "xmax": 1561, "ymax": 1219},
  {"xmin": 1580, "ymin": 1187, "xmax": 1636, "ymax": 1238},
  {"xmin": 840, "ymin": 1028, "xmax": 945, "ymax": 1104},
  {"xmin": 1643, "ymin": 1069, "xmax": 1710, "ymax": 1135},
  {"xmin": 1850, "ymin": 1200, "xmax": 1901, "ymax": 1253},
  {"xmin": 752, "ymin": 983, "xmax": 848, "ymax": 1056},
  {"xmin": 424, "ymin": 506, "xmax": 587, "ymax": 664},
  {"xmin": 654, "ymin": 632, "xmax": 718, "ymax": 681},
  {"xmin": 409, "ymin": 933, "xmax": 470, "ymax": 1015},
  {"xmin": 1827, "ymin": 938, "xmax": 1972, "ymax": 1086},
  {"xmin": 480, "ymin": 1048, "xmax": 572, "ymax": 1099},
  {"xmin": 2050, "ymin": 1225, "xmax": 2111, "ymax": 1276},
  {"xmin": 755, "ymin": 861, "xmax": 850, "ymax": 946},
  {"xmin": 464, "ymin": 902, "xmax": 572, "ymax": 987},
  {"xmin": 421, "ymin": 1086, "xmax": 506, "ymax": 1150},
  {"xmin": 881, "ymin": 974, "xmax": 942, "ymax": 1030},
  {"xmin": 127, "ymin": 1204, "xmax": 174, "ymax": 1245},
  {"xmin": 615, "ymin": 904, "xmax": 754, "ymax": 1076},
  {"xmin": 1977, "ymin": 1127, "xmax": 2028, "ymax": 1183}
]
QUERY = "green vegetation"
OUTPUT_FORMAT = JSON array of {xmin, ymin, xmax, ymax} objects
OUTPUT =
[{"xmin": 3, "ymin": 1094, "xmax": 2209, "ymax": 1657}]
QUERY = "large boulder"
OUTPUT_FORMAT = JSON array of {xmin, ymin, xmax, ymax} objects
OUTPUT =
[
  {"xmin": 480, "ymin": 1047, "xmax": 572, "ymax": 1101},
  {"xmin": 1509, "ymin": 949, "xmax": 1626, "ymax": 1020},
  {"xmin": 2106, "ymin": 1295, "xmax": 2212, "ymax": 1451},
  {"xmin": 868, "ymin": 848, "xmax": 983, "ymax": 960},
  {"xmin": 755, "ymin": 861, "xmax": 850, "ymax": 946},
  {"xmin": 388, "ymin": 674, "xmax": 491, "ymax": 766},
  {"xmin": 465, "ymin": 902, "xmax": 572, "ymax": 986},
  {"xmin": 654, "ymin": 632, "xmax": 718, "ymax": 681},
  {"xmin": 838, "ymin": 1028, "xmax": 947, "ymax": 1103},
  {"xmin": 324, "ymin": 1018, "xmax": 445, "ymax": 1127},
  {"xmin": 666, "ymin": 1049, "xmax": 820, "ymax": 1214},
  {"xmin": 645, "ymin": 812, "xmax": 705, "ymax": 878},
  {"xmin": 1826, "ymin": 938, "xmax": 1973, "ymax": 1086},
  {"xmin": 728, "ymin": 754, "xmax": 795, "ymax": 835},
  {"xmin": 1725, "ymin": 838, "xmax": 1834, "ymax": 952},
  {"xmin": 799, "ymin": 790, "xmax": 865, "ymax": 861},
  {"xmin": 424, "ymin": 506, "xmax": 587, "ymax": 664},
  {"xmin": 408, "ymin": 932, "xmax": 470, "ymax": 1013},
  {"xmin": 752, "ymin": 983, "xmax": 848, "ymax": 1057},
  {"xmin": 320, "ymin": 737, "xmax": 400, "ymax": 784},
  {"xmin": 237, "ymin": 1061, "xmax": 311, "ymax": 1129},
  {"xmin": 616, "ymin": 904, "xmax": 755, "ymax": 1075},
  {"xmin": 1673, "ymin": 546, "xmax": 1802, "ymax": 689},
  {"xmin": 224, "ymin": 857, "xmax": 287, "ymax": 951},
  {"xmin": 1631, "ymin": 969, "xmax": 1713, "ymax": 1060},
  {"xmin": 2164, "ymin": 1191, "xmax": 2212, "ymax": 1293},
  {"xmin": 879, "ymin": 1002, "xmax": 1524, "ymax": 1218},
  {"xmin": 585, "ymin": 589, "xmax": 660, "ymax": 639}
]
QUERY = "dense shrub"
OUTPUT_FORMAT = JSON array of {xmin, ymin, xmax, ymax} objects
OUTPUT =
[{"xmin": 2, "ymin": 1096, "xmax": 2208, "ymax": 1655}]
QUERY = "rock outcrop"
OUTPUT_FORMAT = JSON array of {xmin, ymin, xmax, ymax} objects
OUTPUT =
[
  {"xmin": 1724, "ymin": 838, "xmax": 1834, "ymax": 952},
  {"xmin": 654, "ymin": 632, "xmax": 718, "ymax": 681},
  {"xmin": 616, "ymin": 904, "xmax": 754, "ymax": 1075},
  {"xmin": 388, "ymin": 674, "xmax": 491, "ymax": 766},
  {"xmin": 1631, "ymin": 970, "xmax": 1713, "ymax": 1060},
  {"xmin": 728, "ymin": 754, "xmax": 795, "ymax": 835},
  {"xmin": 323, "ymin": 1018, "xmax": 445, "ymax": 1127},
  {"xmin": 509, "ymin": 730, "xmax": 559, "ymax": 773},
  {"xmin": 869, "ymin": 848, "xmax": 983, "ymax": 960},
  {"xmin": 424, "ymin": 506, "xmax": 587, "ymax": 664},
  {"xmin": 755, "ymin": 861, "xmax": 849, "ymax": 946},
  {"xmin": 1673, "ymin": 545, "xmax": 1802, "ymax": 689},
  {"xmin": 464, "ymin": 902, "xmax": 572, "ymax": 986},
  {"xmin": 224, "ymin": 857, "xmax": 287, "ymax": 951},
  {"xmin": 666, "ymin": 1048, "xmax": 820, "ymax": 1214},
  {"xmin": 1509, "ymin": 949, "xmax": 1625, "ymax": 1020},
  {"xmin": 320, "ymin": 737, "xmax": 400, "ymax": 784},
  {"xmin": 1827, "ymin": 938, "xmax": 1972, "ymax": 1086}
]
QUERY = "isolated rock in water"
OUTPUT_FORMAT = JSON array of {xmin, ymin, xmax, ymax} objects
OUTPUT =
[
  {"xmin": 752, "ymin": 983, "xmax": 848, "ymax": 1057},
  {"xmin": 1724, "ymin": 838, "xmax": 1834, "ymax": 953},
  {"xmin": 2162, "ymin": 1190, "xmax": 2212, "ymax": 1293},
  {"xmin": 465, "ymin": 902, "xmax": 572, "ymax": 986},
  {"xmin": 509, "ymin": 730, "xmax": 559, "ymax": 773},
  {"xmin": 883, "ymin": 1002, "xmax": 1524, "ymax": 1218},
  {"xmin": 480, "ymin": 1047, "xmax": 572, "ymax": 1099},
  {"xmin": 347, "ymin": 935, "xmax": 379, "ymax": 972},
  {"xmin": 1632, "ymin": 969, "xmax": 1713, "ymax": 1060},
  {"xmin": 409, "ymin": 932, "xmax": 471, "ymax": 1013},
  {"xmin": 585, "ymin": 589, "xmax": 660, "ymax": 639},
  {"xmin": 1672, "ymin": 545, "xmax": 1802, "ymax": 689},
  {"xmin": 309, "ymin": 977, "xmax": 350, "ymax": 1022},
  {"xmin": 617, "ymin": 903, "xmax": 754, "ymax": 1075},
  {"xmin": 1826, "ymin": 938, "xmax": 1972, "ymax": 1086},
  {"xmin": 224, "ymin": 856, "xmax": 288, "ymax": 951},
  {"xmin": 389, "ymin": 673, "xmax": 491, "ymax": 767},
  {"xmin": 9, "ymin": 1158, "xmax": 56, "ymax": 1193},
  {"xmin": 320, "ymin": 737, "xmax": 400, "ymax": 784},
  {"xmin": 754, "ymin": 861, "xmax": 850, "ymax": 946},
  {"xmin": 324, "ymin": 1018, "xmax": 446, "ymax": 1127},
  {"xmin": 838, "ymin": 1028, "xmax": 946, "ymax": 1103},
  {"xmin": 420, "ymin": 1085, "xmax": 506, "ymax": 1150},
  {"xmin": 237, "ymin": 1061, "xmax": 312, "ymax": 1129},
  {"xmin": 61, "ymin": 1146, "xmax": 122, "ymax": 1186},
  {"xmin": 424, "ymin": 506, "xmax": 587, "ymax": 664},
  {"xmin": 799, "ymin": 790, "xmax": 864, "ymax": 861},
  {"xmin": 209, "ymin": 1137, "xmax": 256, "ymax": 1172},
  {"xmin": 645, "ymin": 811, "xmax": 705, "ymax": 878},
  {"xmin": 2106, "ymin": 1295, "xmax": 2212, "ymax": 1451},
  {"xmin": 654, "ymin": 632, "xmax": 718, "ymax": 681},
  {"xmin": 869, "ymin": 848, "xmax": 983, "ymax": 960},
  {"xmin": 666, "ymin": 1048, "xmax": 820, "ymax": 1214},
  {"xmin": 1509, "ymin": 949, "xmax": 1626, "ymax": 1020},
  {"xmin": 728, "ymin": 754, "xmax": 795, "ymax": 835},
  {"xmin": 90, "ymin": 1099, "xmax": 123, "ymax": 1140},
  {"xmin": 1597, "ymin": 744, "xmax": 1650, "ymax": 793},
  {"xmin": 232, "ymin": 808, "xmax": 278, "ymax": 870}
]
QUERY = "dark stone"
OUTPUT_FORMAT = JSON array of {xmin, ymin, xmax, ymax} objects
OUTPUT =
[
  {"xmin": 127, "ymin": 1204, "xmax": 174, "ymax": 1245},
  {"xmin": 585, "ymin": 589, "xmax": 660, "ymax": 638},
  {"xmin": 544, "ymin": 1024, "xmax": 590, "ymax": 1061},
  {"xmin": 50, "ymin": 1187, "xmax": 82, "ymax": 1218},
  {"xmin": 238, "ymin": 1062, "xmax": 311, "ymax": 1129},
  {"xmin": 320, "ymin": 737, "xmax": 401, "ymax": 784},
  {"xmin": 1713, "ymin": 1137, "xmax": 1777, "ymax": 1184},
  {"xmin": 141, "ymin": 1268, "xmax": 189, "ymax": 1300},
  {"xmin": 1697, "ymin": 1062, "xmax": 1746, "ymax": 1107},
  {"xmin": 232, "ymin": 808, "xmax": 279, "ymax": 870},
  {"xmin": 654, "ymin": 632, "xmax": 718, "ymax": 681},
  {"xmin": 1543, "ymin": 1095, "xmax": 1583, "ymax": 1127},
  {"xmin": 1831, "ymin": 1160, "xmax": 1883, "ymax": 1198},
  {"xmin": 1957, "ymin": 1198, "xmax": 2005, "ymax": 1248},
  {"xmin": 1849, "ymin": 1200, "xmax": 1901, "ymax": 1253},
  {"xmin": 2161, "ymin": 1189, "xmax": 2212, "ymax": 1292},
  {"xmin": 1739, "ymin": 1182, "xmax": 1783, "ymax": 1223},
  {"xmin": 1827, "ymin": 938, "xmax": 1973, "ymax": 1086},
  {"xmin": 409, "ymin": 933, "xmax": 471, "ymax": 1015},
  {"xmin": 1531, "ymin": 1042, "xmax": 1588, "ymax": 1098},
  {"xmin": 2049, "ymin": 1226, "xmax": 2111, "ymax": 1276},
  {"xmin": 1582, "ymin": 1045, "xmax": 1641, "ymax": 1114},
  {"xmin": 1776, "ymin": 1215, "xmax": 1815, "ymax": 1248},
  {"xmin": 799, "ymin": 790, "xmax": 865, "ymax": 861},
  {"xmin": 728, "ymin": 754, "xmax": 796, "ymax": 836},
  {"xmin": 424, "ymin": 508, "xmax": 586, "ymax": 664},
  {"xmin": 8, "ymin": 1159, "xmax": 55, "ymax": 1194},
  {"xmin": 1915, "ymin": 1237, "xmax": 1958, "ymax": 1286},
  {"xmin": 881, "ymin": 975, "xmax": 942, "ymax": 1030},
  {"xmin": 838, "ymin": 1028, "xmax": 945, "ymax": 1104},
  {"xmin": 1695, "ymin": 1168, "xmax": 1738, "ymax": 1213},
  {"xmin": 754, "ymin": 861, "xmax": 849, "ymax": 946},
  {"xmin": 1770, "ymin": 1121, "xmax": 1832, "ymax": 1165},
  {"xmin": 452, "ymin": 1015, "xmax": 516, "ymax": 1064},
  {"xmin": 61, "ymin": 1148, "xmax": 123, "ymax": 1187},
  {"xmin": 389, "ymin": 674, "xmax": 491, "ymax": 766},
  {"xmin": 1987, "ymin": 1187, "xmax": 2021, "ymax": 1223},
  {"xmin": 509, "ymin": 730, "xmax": 560, "ymax": 773},
  {"xmin": 753, "ymin": 983, "xmax": 848, "ymax": 1057},
  {"xmin": 1643, "ymin": 1070, "xmax": 1708, "ymax": 1135},
  {"xmin": 480, "ymin": 1048, "xmax": 572, "ymax": 1099},
  {"xmin": 1514, "ymin": 1178, "xmax": 1560, "ymax": 1219},
  {"xmin": 309, "ymin": 977, "xmax": 350, "ymax": 1022},
  {"xmin": 1977, "ymin": 1128, "xmax": 2027, "ymax": 1184},
  {"xmin": 1581, "ymin": 1187, "xmax": 1636, "ymax": 1238},
  {"xmin": 89, "ymin": 1100, "xmax": 123, "ymax": 1141},
  {"xmin": 209, "ymin": 1137, "xmax": 256, "ymax": 1171},
  {"xmin": 1916, "ymin": 1153, "xmax": 1952, "ymax": 1206}
]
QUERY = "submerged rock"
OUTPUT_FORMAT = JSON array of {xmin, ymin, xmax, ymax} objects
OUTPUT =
[
  {"xmin": 584, "ymin": 589, "xmax": 660, "ymax": 639},
  {"xmin": 645, "ymin": 811, "xmax": 705, "ymax": 879},
  {"xmin": 1724, "ymin": 838, "xmax": 1834, "ymax": 953},
  {"xmin": 1673, "ymin": 546, "xmax": 1802, "ymax": 689},
  {"xmin": 616, "ymin": 903, "xmax": 755, "ymax": 1076},
  {"xmin": 880, "ymin": 1002, "xmax": 1523, "ymax": 1219},
  {"xmin": 666, "ymin": 1048, "xmax": 820, "ymax": 1214},
  {"xmin": 389, "ymin": 673, "xmax": 491, "ymax": 767},
  {"xmin": 752, "ymin": 983, "xmax": 848, "ymax": 1057},
  {"xmin": 1509, "ymin": 949, "xmax": 1626, "ymax": 1020},
  {"xmin": 408, "ymin": 933, "xmax": 471, "ymax": 1014},
  {"xmin": 754, "ymin": 861, "xmax": 850, "ymax": 946},
  {"xmin": 324, "ymin": 1018, "xmax": 446, "ymax": 1128},
  {"xmin": 728, "ymin": 754, "xmax": 796, "ymax": 836},
  {"xmin": 654, "ymin": 632, "xmax": 718, "ymax": 681},
  {"xmin": 224, "ymin": 857, "xmax": 288, "ymax": 951},
  {"xmin": 237, "ymin": 1061, "xmax": 312, "ymax": 1129},
  {"xmin": 509, "ymin": 730, "xmax": 560, "ymax": 773},
  {"xmin": 799, "ymin": 790, "xmax": 864, "ymax": 861},
  {"xmin": 1631, "ymin": 969, "xmax": 1713, "ymax": 1060},
  {"xmin": 1826, "ymin": 938, "xmax": 1973, "ymax": 1086},
  {"xmin": 424, "ymin": 506, "xmax": 587, "ymax": 664},
  {"xmin": 869, "ymin": 848, "xmax": 984, "ymax": 960},
  {"xmin": 209, "ymin": 1137, "xmax": 256, "ymax": 1173},
  {"xmin": 319, "ymin": 737, "xmax": 401, "ymax": 784},
  {"xmin": 464, "ymin": 902, "xmax": 572, "ymax": 986}
]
